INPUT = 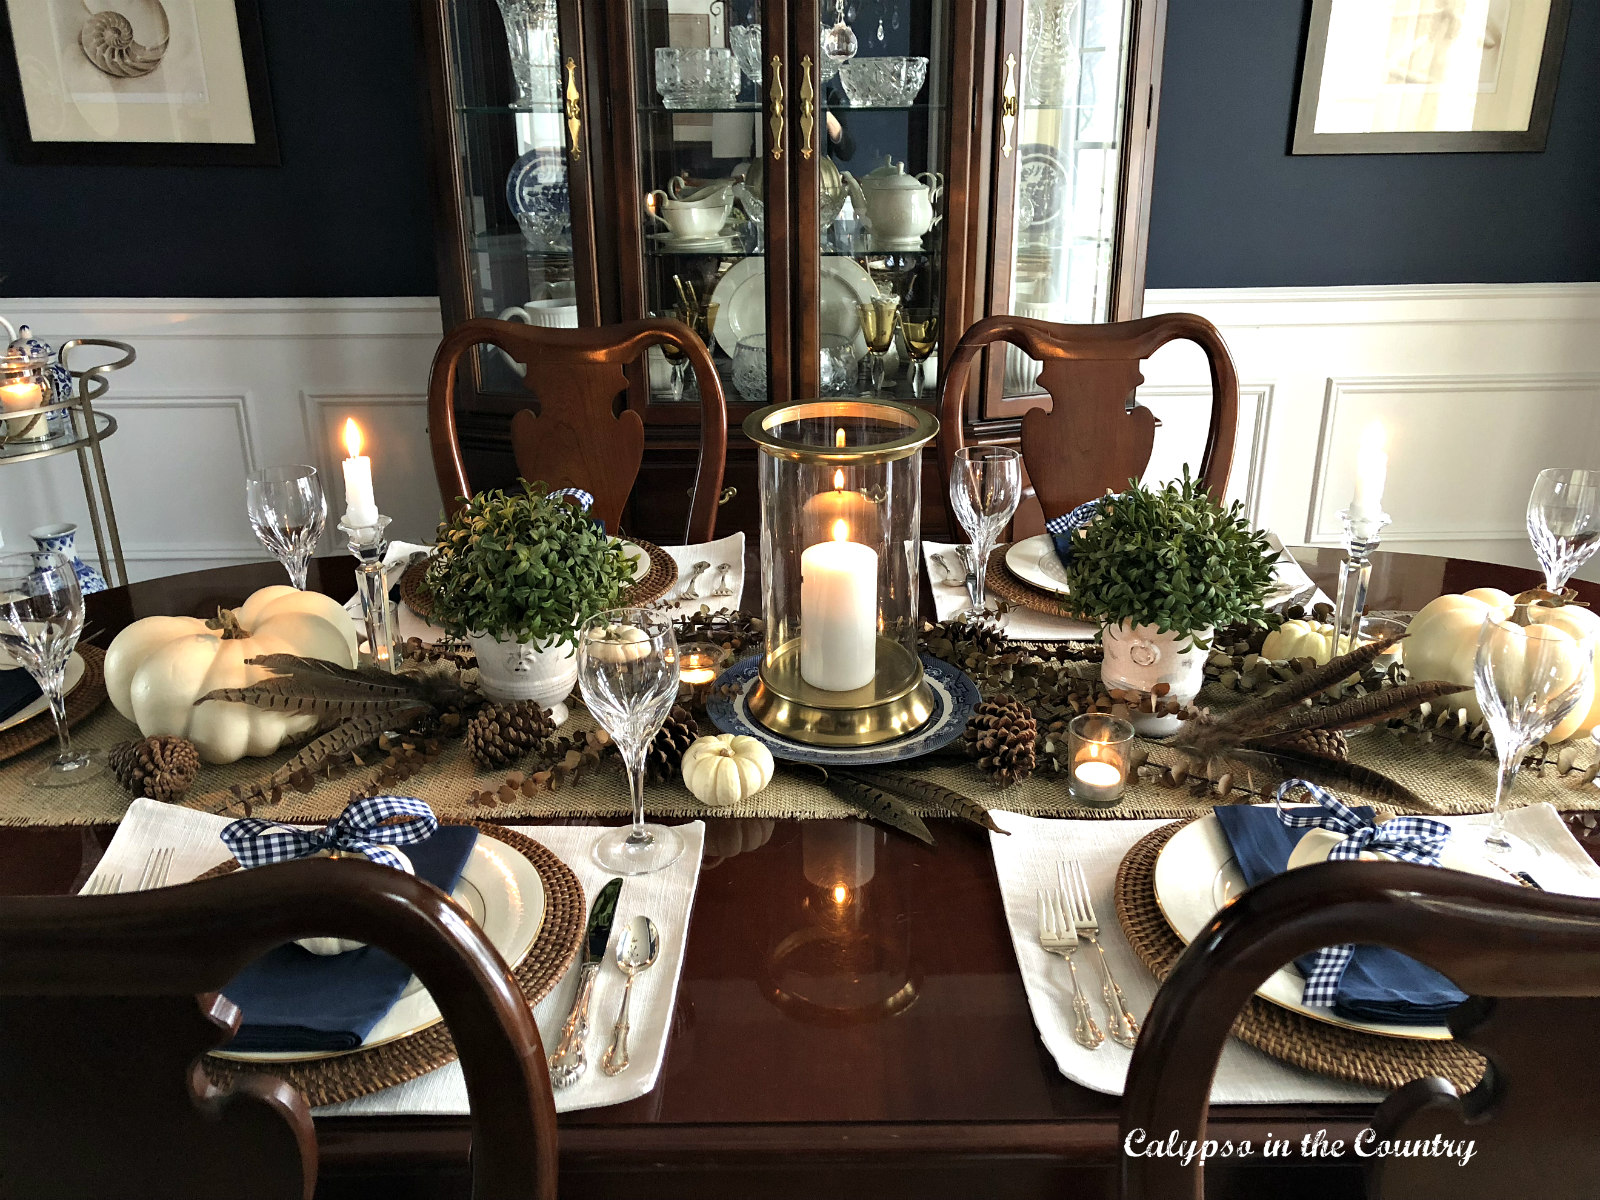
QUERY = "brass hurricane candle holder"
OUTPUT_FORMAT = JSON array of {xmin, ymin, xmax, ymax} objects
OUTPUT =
[{"xmin": 742, "ymin": 399, "xmax": 939, "ymax": 747}]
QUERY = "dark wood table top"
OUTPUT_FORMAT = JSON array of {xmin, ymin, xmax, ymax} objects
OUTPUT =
[{"xmin": 20, "ymin": 546, "xmax": 1582, "ymax": 1197}]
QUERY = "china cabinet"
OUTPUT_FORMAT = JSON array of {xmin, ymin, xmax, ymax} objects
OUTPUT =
[{"xmin": 419, "ymin": 0, "xmax": 1166, "ymax": 540}]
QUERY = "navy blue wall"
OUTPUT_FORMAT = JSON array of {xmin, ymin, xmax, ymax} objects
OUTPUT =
[
  {"xmin": 1144, "ymin": 0, "xmax": 1600, "ymax": 288},
  {"xmin": 0, "ymin": 0, "xmax": 436, "ymax": 297},
  {"xmin": 3, "ymin": 1, "xmax": 1596, "ymax": 296}
]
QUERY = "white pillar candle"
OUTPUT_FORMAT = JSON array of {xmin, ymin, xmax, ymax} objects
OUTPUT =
[
  {"xmin": 800, "ymin": 519, "xmax": 878, "ymax": 692},
  {"xmin": 1350, "ymin": 421, "xmax": 1387, "ymax": 520},
  {"xmin": 341, "ymin": 418, "xmax": 380, "ymax": 527},
  {"xmin": 0, "ymin": 380, "xmax": 45, "ymax": 440}
]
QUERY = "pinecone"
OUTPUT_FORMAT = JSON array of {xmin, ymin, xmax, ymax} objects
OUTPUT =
[
  {"xmin": 108, "ymin": 736, "xmax": 201, "ymax": 802},
  {"xmin": 464, "ymin": 701, "xmax": 555, "ymax": 768},
  {"xmin": 1257, "ymin": 727, "xmax": 1349, "ymax": 762},
  {"xmin": 646, "ymin": 706, "xmax": 699, "ymax": 783},
  {"xmin": 963, "ymin": 694, "xmax": 1038, "ymax": 786}
]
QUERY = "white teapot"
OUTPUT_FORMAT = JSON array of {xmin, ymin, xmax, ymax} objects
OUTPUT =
[{"xmin": 841, "ymin": 156, "xmax": 943, "ymax": 250}]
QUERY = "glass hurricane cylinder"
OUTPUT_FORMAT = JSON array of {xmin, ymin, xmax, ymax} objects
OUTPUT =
[{"xmin": 743, "ymin": 400, "xmax": 939, "ymax": 747}]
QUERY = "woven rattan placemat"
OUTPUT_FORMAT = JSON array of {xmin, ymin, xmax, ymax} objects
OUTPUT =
[
  {"xmin": 1114, "ymin": 818, "xmax": 1485, "ymax": 1093},
  {"xmin": 201, "ymin": 822, "xmax": 585, "ymax": 1106},
  {"xmin": 0, "ymin": 643, "xmax": 109, "ymax": 763},
  {"xmin": 401, "ymin": 540, "xmax": 678, "ymax": 622},
  {"xmin": 985, "ymin": 545, "xmax": 1093, "ymax": 620}
]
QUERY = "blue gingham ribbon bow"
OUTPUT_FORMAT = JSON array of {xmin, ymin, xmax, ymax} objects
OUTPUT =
[
  {"xmin": 1274, "ymin": 779, "xmax": 1450, "ymax": 1006},
  {"xmin": 549, "ymin": 487, "xmax": 594, "ymax": 511},
  {"xmin": 220, "ymin": 796, "xmax": 438, "ymax": 872},
  {"xmin": 1045, "ymin": 496, "xmax": 1109, "ymax": 566}
]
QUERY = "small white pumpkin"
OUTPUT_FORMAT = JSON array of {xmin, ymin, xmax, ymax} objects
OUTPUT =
[
  {"xmin": 105, "ymin": 585, "xmax": 359, "ymax": 764},
  {"xmin": 1406, "ymin": 587, "xmax": 1600, "ymax": 741},
  {"xmin": 681, "ymin": 734, "xmax": 775, "ymax": 807},
  {"xmin": 1261, "ymin": 619, "xmax": 1338, "ymax": 664}
]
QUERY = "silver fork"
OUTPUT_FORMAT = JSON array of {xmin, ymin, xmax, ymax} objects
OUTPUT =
[
  {"xmin": 707, "ymin": 563, "xmax": 736, "ymax": 597},
  {"xmin": 1061, "ymin": 860, "xmax": 1139, "ymax": 1048},
  {"xmin": 81, "ymin": 872, "xmax": 121, "ymax": 896},
  {"xmin": 1037, "ymin": 887, "xmax": 1103, "ymax": 1049},
  {"xmin": 136, "ymin": 846, "xmax": 174, "ymax": 891},
  {"xmin": 675, "ymin": 560, "xmax": 711, "ymax": 601}
]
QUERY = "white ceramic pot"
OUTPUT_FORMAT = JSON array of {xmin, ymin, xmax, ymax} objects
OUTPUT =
[
  {"xmin": 468, "ymin": 630, "xmax": 576, "ymax": 725},
  {"xmin": 1099, "ymin": 620, "xmax": 1211, "ymax": 736}
]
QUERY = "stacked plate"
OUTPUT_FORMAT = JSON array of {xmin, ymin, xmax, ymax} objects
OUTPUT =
[{"xmin": 0, "ymin": 651, "xmax": 85, "ymax": 735}]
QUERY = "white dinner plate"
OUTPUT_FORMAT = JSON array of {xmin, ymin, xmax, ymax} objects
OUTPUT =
[
  {"xmin": 0, "ymin": 652, "xmax": 85, "ymax": 734},
  {"xmin": 212, "ymin": 833, "xmax": 548, "ymax": 1063},
  {"xmin": 1151, "ymin": 812, "xmax": 1511, "ymax": 1041},
  {"xmin": 618, "ymin": 540, "xmax": 650, "ymax": 584},
  {"xmin": 1004, "ymin": 534, "xmax": 1072, "ymax": 596},
  {"xmin": 709, "ymin": 255, "xmax": 898, "ymax": 371}
]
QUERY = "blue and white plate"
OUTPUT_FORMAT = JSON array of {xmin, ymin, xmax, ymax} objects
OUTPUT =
[
  {"xmin": 506, "ymin": 149, "xmax": 571, "ymax": 249},
  {"xmin": 706, "ymin": 654, "xmax": 980, "ymax": 766}
]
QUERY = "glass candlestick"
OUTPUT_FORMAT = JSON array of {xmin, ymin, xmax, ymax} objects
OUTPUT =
[
  {"xmin": 340, "ymin": 513, "xmax": 398, "ymax": 674},
  {"xmin": 1331, "ymin": 507, "xmax": 1390, "ymax": 662}
]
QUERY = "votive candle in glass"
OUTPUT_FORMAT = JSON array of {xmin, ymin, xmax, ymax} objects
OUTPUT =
[
  {"xmin": 1068, "ymin": 713, "xmax": 1135, "ymax": 808},
  {"xmin": 678, "ymin": 642, "xmax": 730, "ymax": 706}
]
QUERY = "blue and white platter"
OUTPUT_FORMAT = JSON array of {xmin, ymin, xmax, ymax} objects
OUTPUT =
[{"xmin": 705, "ymin": 654, "xmax": 980, "ymax": 767}]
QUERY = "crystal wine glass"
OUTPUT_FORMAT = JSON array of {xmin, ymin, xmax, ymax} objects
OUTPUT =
[
  {"xmin": 578, "ymin": 609, "xmax": 684, "ymax": 875},
  {"xmin": 949, "ymin": 445, "xmax": 1022, "ymax": 614},
  {"xmin": 1475, "ymin": 613, "xmax": 1595, "ymax": 853},
  {"xmin": 0, "ymin": 552, "xmax": 102, "ymax": 787},
  {"xmin": 897, "ymin": 308, "xmax": 939, "ymax": 400},
  {"xmin": 856, "ymin": 294, "xmax": 899, "ymax": 396},
  {"xmin": 245, "ymin": 465, "xmax": 327, "ymax": 590},
  {"xmin": 1527, "ymin": 468, "xmax": 1600, "ymax": 594}
]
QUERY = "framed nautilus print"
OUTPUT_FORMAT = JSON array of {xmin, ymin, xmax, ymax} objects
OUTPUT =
[{"xmin": 0, "ymin": 0, "xmax": 277, "ymax": 164}]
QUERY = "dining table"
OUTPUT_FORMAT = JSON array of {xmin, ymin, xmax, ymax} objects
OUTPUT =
[{"xmin": 3, "ymin": 545, "xmax": 1595, "ymax": 1200}]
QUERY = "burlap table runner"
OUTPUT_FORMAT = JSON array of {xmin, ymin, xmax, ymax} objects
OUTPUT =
[{"xmin": 2, "ymin": 679, "xmax": 1596, "ymax": 826}]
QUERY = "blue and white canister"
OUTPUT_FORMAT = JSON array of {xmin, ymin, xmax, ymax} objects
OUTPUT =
[{"xmin": 30, "ymin": 524, "xmax": 107, "ymax": 595}]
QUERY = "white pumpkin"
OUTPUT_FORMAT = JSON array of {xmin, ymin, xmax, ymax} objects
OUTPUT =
[
  {"xmin": 105, "ymin": 585, "xmax": 360, "ymax": 764},
  {"xmin": 1261, "ymin": 619, "xmax": 1338, "ymax": 664},
  {"xmin": 1406, "ymin": 587, "xmax": 1600, "ymax": 742},
  {"xmin": 681, "ymin": 734, "xmax": 775, "ymax": 807}
]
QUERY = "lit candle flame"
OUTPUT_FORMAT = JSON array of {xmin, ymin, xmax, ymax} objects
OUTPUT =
[
  {"xmin": 832, "ymin": 884, "xmax": 850, "ymax": 905},
  {"xmin": 835, "ymin": 427, "xmax": 846, "ymax": 449},
  {"xmin": 1088, "ymin": 741, "xmax": 1100, "ymax": 759},
  {"xmin": 1359, "ymin": 421, "xmax": 1386, "ymax": 458},
  {"xmin": 343, "ymin": 417, "xmax": 365, "ymax": 459},
  {"xmin": 832, "ymin": 519, "xmax": 849, "ymax": 543},
  {"xmin": 832, "ymin": 467, "xmax": 845, "ymax": 491}
]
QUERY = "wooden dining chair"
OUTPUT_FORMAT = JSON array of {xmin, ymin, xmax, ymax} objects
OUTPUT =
[
  {"xmin": 0, "ymin": 856, "xmax": 556, "ymax": 1200},
  {"xmin": 1121, "ymin": 858, "xmax": 1600, "ymax": 1200},
  {"xmin": 427, "ymin": 316, "xmax": 728, "ymax": 541},
  {"xmin": 937, "ymin": 313, "xmax": 1239, "ymax": 529}
]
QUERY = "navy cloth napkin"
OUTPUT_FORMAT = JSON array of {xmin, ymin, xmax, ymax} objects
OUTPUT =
[
  {"xmin": 1211, "ymin": 805, "xmax": 1466, "ymax": 1025},
  {"xmin": 0, "ymin": 668, "xmax": 42, "ymax": 725},
  {"xmin": 221, "ymin": 824, "xmax": 480, "ymax": 1052}
]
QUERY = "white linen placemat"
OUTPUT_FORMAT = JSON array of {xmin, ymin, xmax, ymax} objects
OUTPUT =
[
  {"xmin": 987, "ymin": 803, "xmax": 1600, "ymax": 1103},
  {"xmin": 80, "ymin": 799, "xmax": 704, "ymax": 1115},
  {"xmin": 923, "ymin": 540, "xmax": 1098, "ymax": 641},
  {"xmin": 660, "ymin": 533, "xmax": 745, "ymax": 617}
]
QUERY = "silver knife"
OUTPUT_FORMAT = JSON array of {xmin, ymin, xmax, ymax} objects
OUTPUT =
[{"xmin": 548, "ymin": 877, "xmax": 623, "ymax": 1088}]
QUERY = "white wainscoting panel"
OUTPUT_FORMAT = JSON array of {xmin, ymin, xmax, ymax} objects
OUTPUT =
[
  {"xmin": 4, "ymin": 287, "xmax": 1598, "ymax": 587},
  {"xmin": 0, "ymin": 299, "xmax": 443, "ymax": 583},
  {"xmin": 1142, "ymin": 283, "xmax": 1600, "ymax": 582}
]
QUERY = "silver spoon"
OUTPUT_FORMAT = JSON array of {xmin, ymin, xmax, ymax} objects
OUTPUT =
[{"xmin": 601, "ymin": 915, "xmax": 660, "ymax": 1077}]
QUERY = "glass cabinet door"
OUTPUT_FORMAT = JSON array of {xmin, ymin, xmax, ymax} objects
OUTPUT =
[
  {"xmin": 440, "ymin": 0, "xmax": 593, "ymax": 408},
  {"xmin": 614, "ymin": 0, "xmax": 782, "ymax": 414},
  {"xmin": 988, "ymin": 0, "xmax": 1140, "ymax": 410},
  {"xmin": 795, "ymin": 0, "xmax": 957, "ymax": 407}
]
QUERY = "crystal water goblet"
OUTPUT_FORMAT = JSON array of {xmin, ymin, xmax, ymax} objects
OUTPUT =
[
  {"xmin": 949, "ymin": 445, "xmax": 1022, "ymax": 614},
  {"xmin": 856, "ymin": 294, "xmax": 899, "ymax": 395},
  {"xmin": 245, "ymin": 465, "xmax": 327, "ymax": 590},
  {"xmin": 579, "ymin": 609, "xmax": 684, "ymax": 875},
  {"xmin": 0, "ymin": 552, "xmax": 102, "ymax": 787},
  {"xmin": 1527, "ymin": 468, "xmax": 1600, "ymax": 594},
  {"xmin": 1475, "ymin": 613, "xmax": 1595, "ymax": 853},
  {"xmin": 898, "ymin": 308, "xmax": 939, "ymax": 400}
]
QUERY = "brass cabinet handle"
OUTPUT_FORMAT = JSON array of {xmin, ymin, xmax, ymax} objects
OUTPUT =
[
  {"xmin": 684, "ymin": 486, "xmax": 738, "ymax": 505},
  {"xmin": 799, "ymin": 55, "xmax": 815, "ymax": 159},
  {"xmin": 1000, "ymin": 54, "xmax": 1018, "ymax": 158},
  {"xmin": 565, "ymin": 58, "xmax": 582, "ymax": 161},
  {"xmin": 769, "ymin": 55, "xmax": 784, "ymax": 160}
]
